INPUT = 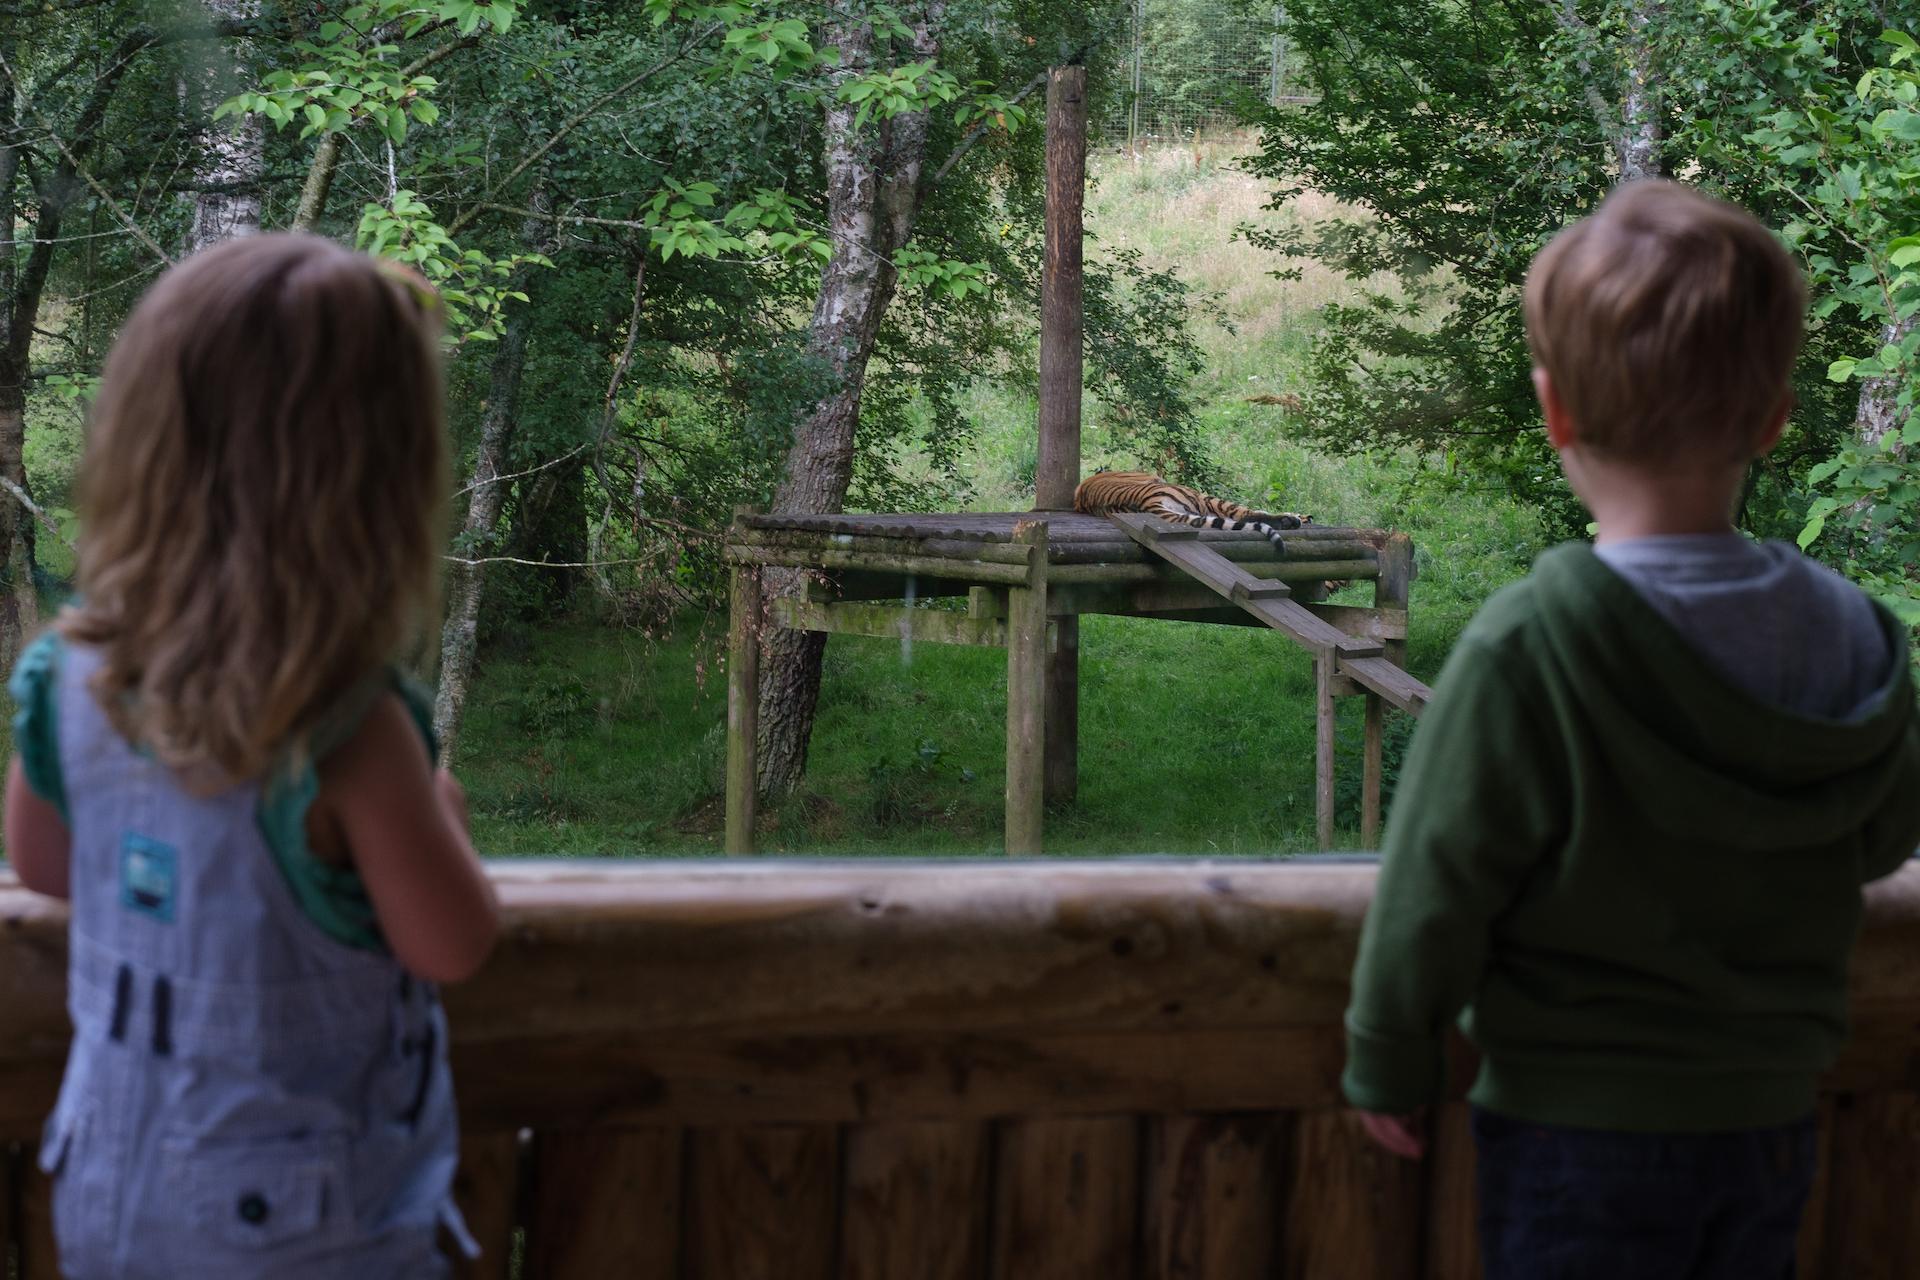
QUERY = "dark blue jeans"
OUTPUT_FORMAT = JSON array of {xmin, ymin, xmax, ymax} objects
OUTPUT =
[{"xmin": 1473, "ymin": 1107, "xmax": 1818, "ymax": 1280}]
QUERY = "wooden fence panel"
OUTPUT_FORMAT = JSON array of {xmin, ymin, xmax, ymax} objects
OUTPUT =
[
  {"xmin": 1139, "ymin": 1113, "xmax": 1286, "ymax": 1279},
  {"xmin": 1, "ymin": 1143, "xmax": 15, "ymax": 1280},
  {"xmin": 1810, "ymin": 1091, "xmax": 1920, "ymax": 1279},
  {"xmin": 685, "ymin": 1125, "xmax": 838, "ymax": 1280},
  {"xmin": 1281, "ymin": 1110, "xmax": 1423, "ymax": 1280},
  {"xmin": 1797, "ymin": 1097, "xmax": 1836, "ymax": 1278},
  {"xmin": 452, "ymin": 1129, "xmax": 523, "ymax": 1280},
  {"xmin": 1422, "ymin": 1104, "xmax": 1479, "ymax": 1280},
  {"xmin": 841, "ymin": 1120, "xmax": 989, "ymax": 1280},
  {"xmin": 5, "ymin": 863, "xmax": 1920, "ymax": 1279},
  {"xmin": 525, "ymin": 1127, "xmax": 681, "ymax": 1280},
  {"xmin": 17, "ymin": 1162, "xmax": 58, "ymax": 1280},
  {"xmin": 991, "ymin": 1115, "xmax": 1140, "ymax": 1279}
]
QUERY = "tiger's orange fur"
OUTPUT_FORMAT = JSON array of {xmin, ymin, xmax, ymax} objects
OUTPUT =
[{"xmin": 1072, "ymin": 471, "xmax": 1311, "ymax": 549}]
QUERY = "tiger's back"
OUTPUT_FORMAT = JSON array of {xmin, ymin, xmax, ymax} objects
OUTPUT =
[{"xmin": 1072, "ymin": 471, "xmax": 1311, "ymax": 549}]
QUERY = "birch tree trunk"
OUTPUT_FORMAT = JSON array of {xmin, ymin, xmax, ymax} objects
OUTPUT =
[
  {"xmin": 1858, "ymin": 315, "xmax": 1915, "ymax": 451},
  {"xmin": 1549, "ymin": 0, "xmax": 1662, "ymax": 181},
  {"xmin": 186, "ymin": 0, "xmax": 262, "ymax": 249},
  {"xmin": 754, "ymin": 0, "xmax": 945, "ymax": 798},
  {"xmin": 432, "ymin": 192, "xmax": 555, "ymax": 760},
  {"xmin": 1617, "ymin": 0, "xmax": 1660, "ymax": 181}
]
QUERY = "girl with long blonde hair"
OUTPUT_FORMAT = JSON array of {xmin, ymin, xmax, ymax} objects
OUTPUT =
[{"xmin": 6, "ymin": 233, "xmax": 499, "ymax": 1278}]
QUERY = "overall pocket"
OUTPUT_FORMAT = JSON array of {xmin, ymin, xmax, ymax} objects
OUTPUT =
[{"xmin": 160, "ymin": 1130, "xmax": 353, "ymax": 1262}]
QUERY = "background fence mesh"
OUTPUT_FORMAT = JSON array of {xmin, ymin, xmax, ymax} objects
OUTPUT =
[{"xmin": 1096, "ymin": 0, "xmax": 1304, "ymax": 144}]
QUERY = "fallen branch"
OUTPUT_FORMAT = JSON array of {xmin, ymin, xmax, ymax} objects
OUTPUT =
[{"xmin": 0, "ymin": 477, "xmax": 72, "ymax": 548}]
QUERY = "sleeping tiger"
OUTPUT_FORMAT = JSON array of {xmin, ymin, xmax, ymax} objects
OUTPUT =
[{"xmin": 1072, "ymin": 470, "xmax": 1312, "ymax": 551}]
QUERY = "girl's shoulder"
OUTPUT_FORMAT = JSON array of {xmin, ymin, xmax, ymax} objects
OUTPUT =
[
  {"xmin": 308, "ymin": 668, "xmax": 439, "ymax": 770},
  {"xmin": 8, "ymin": 630, "xmax": 67, "ymax": 823}
]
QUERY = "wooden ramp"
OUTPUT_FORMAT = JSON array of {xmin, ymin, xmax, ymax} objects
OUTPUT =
[{"xmin": 1107, "ymin": 513, "xmax": 1432, "ymax": 716}]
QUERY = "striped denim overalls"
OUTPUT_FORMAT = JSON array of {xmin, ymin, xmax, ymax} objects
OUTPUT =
[{"xmin": 37, "ymin": 645, "xmax": 477, "ymax": 1278}]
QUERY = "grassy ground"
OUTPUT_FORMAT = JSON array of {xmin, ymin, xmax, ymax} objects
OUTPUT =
[{"xmin": 459, "ymin": 140, "xmax": 1547, "ymax": 856}]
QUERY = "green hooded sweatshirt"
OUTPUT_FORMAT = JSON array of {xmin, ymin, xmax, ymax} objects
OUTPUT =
[{"xmin": 1342, "ymin": 543, "xmax": 1920, "ymax": 1132}]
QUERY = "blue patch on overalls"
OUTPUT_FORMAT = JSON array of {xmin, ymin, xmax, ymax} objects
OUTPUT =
[{"xmin": 119, "ymin": 833, "xmax": 177, "ymax": 922}]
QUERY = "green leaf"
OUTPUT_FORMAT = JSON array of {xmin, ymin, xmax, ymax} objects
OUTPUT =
[
  {"xmin": 1827, "ymin": 357, "xmax": 1858, "ymax": 382},
  {"xmin": 305, "ymin": 103, "xmax": 328, "ymax": 131}
]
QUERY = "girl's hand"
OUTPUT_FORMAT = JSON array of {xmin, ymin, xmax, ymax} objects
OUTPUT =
[
  {"xmin": 1355, "ymin": 1108, "xmax": 1427, "ymax": 1160},
  {"xmin": 323, "ymin": 695, "xmax": 500, "ymax": 983}
]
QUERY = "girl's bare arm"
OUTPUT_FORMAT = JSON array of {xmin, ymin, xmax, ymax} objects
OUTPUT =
[
  {"xmin": 4, "ymin": 757, "xmax": 72, "ymax": 899},
  {"xmin": 322, "ymin": 695, "xmax": 501, "ymax": 982}
]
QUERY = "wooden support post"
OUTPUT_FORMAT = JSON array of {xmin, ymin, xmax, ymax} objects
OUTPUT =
[
  {"xmin": 1007, "ymin": 521, "xmax": 1049, "ymax": 855},
  {"xmin": 450, "ymin": 1130, "xmax": 522, "ymax": 1280},
  {"xmin": 1362, "ymin": 693, "xmax": 1384, "ymax": 849},
  {"xmin": 1376, "ymin": 533, "xmax": 1414, "ymax": 669},
  {"xmin": 725, "ymin": 556, "xmax": 763, "ymax": 856},
  {"xmin": 1037, "ymin": 65, "xmax": 1086, "ymax": 807},
  {"xmin": 1034, "ymin": 64, "xmax": 1086, "ymax": 513},
  {"xmin": 1046, "ymin": 616, "xmax": 1078, "ymax": 806},
  {"xmin": 1316, "ymin": 656, "xmax": 1336, "ymax": 851},
  {"xmin": 1362, "ymin": 532, "xmax": 1414, "ymax": 848}
]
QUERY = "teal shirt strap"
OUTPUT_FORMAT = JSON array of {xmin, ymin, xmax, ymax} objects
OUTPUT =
[
  {"xmin": 8, "ymin": 631, "xmax": 68, "ymax": 825},
  {"xmin": 259, "ymin": 669, "xmax": 441, "ymax": 952}
]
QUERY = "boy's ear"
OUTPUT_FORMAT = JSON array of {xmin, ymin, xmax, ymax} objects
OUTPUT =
[
  {"xmin": 1533, "ymin": 368, "xmax": 1577, "ymax": 451},
  {"xmin": 1754, "ymin": 394, "xmax": 1792, "ymax": 457}
]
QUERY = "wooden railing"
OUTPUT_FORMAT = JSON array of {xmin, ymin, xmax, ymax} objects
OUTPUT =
[{"xmin": 4, "ymin": 859, "xmax": 1920, "ymax": 1277}]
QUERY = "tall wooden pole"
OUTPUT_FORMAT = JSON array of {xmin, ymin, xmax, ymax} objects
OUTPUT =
[
  {"xmin": 1035, "ymin": 65, "xmax": 1086, "ymax": 512},
  {"xmin": 1036, "ymin": 65, "xmax": 1087, "ymax": 808}
]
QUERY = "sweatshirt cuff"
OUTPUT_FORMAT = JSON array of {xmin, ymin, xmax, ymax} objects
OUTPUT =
[{"xmin": 1341, "ymin": 1016, "xmax": 1444, "ymax": 1113}]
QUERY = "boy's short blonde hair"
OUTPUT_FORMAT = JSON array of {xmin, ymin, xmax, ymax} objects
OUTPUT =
[{"xmin": 1523, "ymin": 179, "xmax": 1806, "ymax": 463}]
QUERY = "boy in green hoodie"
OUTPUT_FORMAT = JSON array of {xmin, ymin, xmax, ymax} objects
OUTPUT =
[{"xmin": 1342, "ymin": 179, "xmax": 1920, "ymax": 1279}]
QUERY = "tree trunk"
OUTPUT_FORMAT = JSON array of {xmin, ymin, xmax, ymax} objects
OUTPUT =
[
  {"xmin": 754, "ymin": 0, "xmax": 946, "ymax": 798},
  {"xmin": 1858, "ymin": 316, "xmax": 1915, "ymax": 451},
  {"xmin": 510, "ymin": 459, "xmax": 586, "ymax": 614},
  {"xmin": 1617, "ymin": 0, "xmax": 1661, "ymax": 181},
  {"xmin": 0, "ymin": 79, "xmax": 32, "ymax": 679},
  {"xmin": 0, "ymin": 28, "xmax": 142, "ymax": 673},
  {"xmin": 1549, "ymin": 0, "xmax": 1661, "ymax": 182},
  {"xmin": 186, "ymin": 0, "xmax": 263, "ymax": 249},
  {"xmin": 432, "ymin": 192, "xmax": 555, "ymax": 761}
]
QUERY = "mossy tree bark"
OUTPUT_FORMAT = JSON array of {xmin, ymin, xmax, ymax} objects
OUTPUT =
[
  {"xmin": 0, "ymin": 32, "xmax": 155, "ymax": 675},
  {"xmin": 754, "ymin": 0, "xmax": 946, "ymax": 798},
  {"xmin": 184, "ymin": 0, "xmax": 263, "ymax": 250},
  {"xmin": 432, "ymin": 188, "xmax": 556, "ymax": 761}
]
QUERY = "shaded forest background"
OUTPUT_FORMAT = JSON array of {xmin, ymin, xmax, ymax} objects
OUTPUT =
[{"xmin": 2, "ymin": 0, "xmax": 1916, "ymax": 853}]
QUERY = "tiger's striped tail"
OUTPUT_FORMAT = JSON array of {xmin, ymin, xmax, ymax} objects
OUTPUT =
[{"xmin": 1147, "ymin": 499, "xmax": 1291, "ymax": 555}]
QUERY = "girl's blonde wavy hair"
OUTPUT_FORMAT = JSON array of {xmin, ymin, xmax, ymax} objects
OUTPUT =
[{"xmin": 59, "ymin": 233, "xmax": 447, "ymax": 783}]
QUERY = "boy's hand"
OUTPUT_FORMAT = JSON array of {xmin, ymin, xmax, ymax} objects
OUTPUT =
[{"xmin": 1355, "ymin": 1109, "xmax": 1427, "ymax": 1160}]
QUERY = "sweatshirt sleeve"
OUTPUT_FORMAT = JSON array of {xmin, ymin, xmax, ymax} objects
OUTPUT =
[
  {"xmin": 1860, "ymin": 717, "xmax": 1920, "ymax": 884},
  {"xmin": 1341, "ymin": 636, "xmax": 1567, "ymax": 1114}
]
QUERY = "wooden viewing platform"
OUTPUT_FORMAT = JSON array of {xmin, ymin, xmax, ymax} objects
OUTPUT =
[
  {"xmin": 725, "ymin": 511, "xmax": 1425, "ymax": 854},
  {"xmin": 4, "ymin": 859, "xmax": 1920, "ymax": 1278}
]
